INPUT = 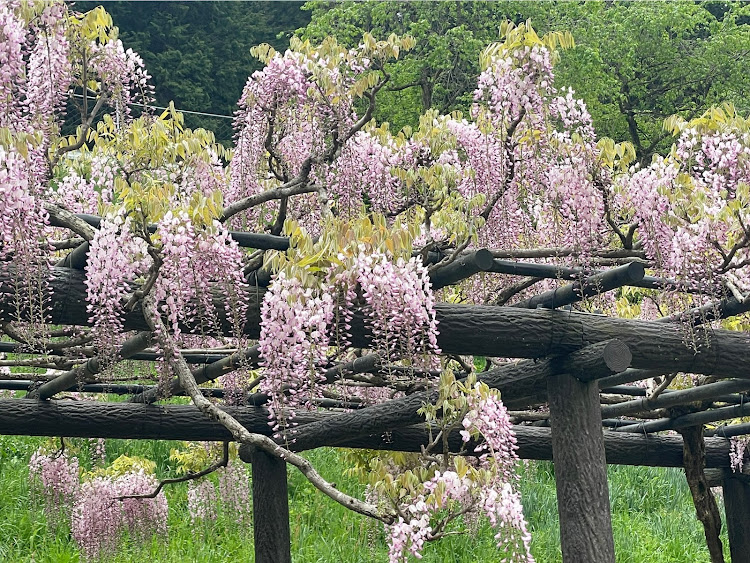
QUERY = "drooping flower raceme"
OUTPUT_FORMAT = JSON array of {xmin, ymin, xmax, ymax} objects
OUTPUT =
[
  {"xmin": 71, "ymin": 471, "xmax": 168, "ymax": 561},
  {"xmin": 29, "ymin": 449, "xmax": 80, "ymax": 527},
  {"xmin": 386, "ymin": 384, "xmax": 532, "ymax": 563},
  {"xmin": 85, "ymin": 213, "xmax": 150, "ymax": 351},
  {"xmin": 259, "ymin": 272, "xmax": 335, "ymax": 430},
  {"xmin": 187, "ymin": 478, "xmax": 218, "ymax": 525},
  {"xmin": 217, "ymin": 461, "xmax": 252, "ymax": 525},
  {"xmin": 356, "ymin": 251, "xmax": 440, "ymax": 364}
]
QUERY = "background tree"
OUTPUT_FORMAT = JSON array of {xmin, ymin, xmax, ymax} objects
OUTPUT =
[
  {"xmin": 70, "ymin": 1, "xmax": 311, "ymax": 140},
  {"xmin": 300, "ymin": 0, "xmax": 522, "ymax": 130},
  {"xmin": 548, "ymin": 1, "xmax": 750, "ymax": 162},
  {"xmin": 299, "ymin": 1, "xmax": 750, "ymax": 160}
]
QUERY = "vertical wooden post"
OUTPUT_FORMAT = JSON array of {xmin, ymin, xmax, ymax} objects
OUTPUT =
[
  {"xmin": 242, "ymin": 445, "xmax": 292, "ymax": 563},
  {"xmin": 547, "ymin": 373, "xmax": 615, "ymax": 563},
  {"xmin": 723, "ymin": 470, "xmax": 750, "ymax": 563}
]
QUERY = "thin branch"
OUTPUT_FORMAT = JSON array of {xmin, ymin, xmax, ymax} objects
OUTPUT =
[
  {"xmin": 479, "ymin": 109, "xmax": 524, "ymax": 221},
  {"xmin": 50, "ymin": 92, "xmax": 109, "ymax": 169},
  {"xmin": 648, "ymin": 373, "xmax": 677, "ymax": 401},
  {"xmin": 386, "ymin": 80, "xmax": 422, "ymax": 93},
  {"xmin": 117, "ymin": 442, "xmax": 230, "ymax": 500},
  {"xmin": 220, "ymin": 177, "xmax": 316, "ymax": 223},
  {"xmin": 491, "ymin": 277, "xmax": 543, "ymax": 306}
]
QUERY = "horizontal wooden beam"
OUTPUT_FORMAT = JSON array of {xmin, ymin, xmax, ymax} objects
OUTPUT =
[
  {"xmin": 601, "ymin": 379, "xmax": 750, "ymax": 418},
  {"xmin": 290, "ymin": 340, "xmax": 631, "ymax": 450},
  {"xmin": 0, "ymin": 399, "xmax": 736, "ymax": 468},
  {"xmin": 49, "ymin": 213, "xmax": 291, "ymax": 251},
  {"xmin": 511, "ymin": 262, "xmax": 644, "ymax": 309},
  {"xmin": 615, "ymin": 402, "xmax": 750, "ymax": 434},
  {"xmin": 4, "ymin": 265, "xmax": 750, "ymax": 376}
]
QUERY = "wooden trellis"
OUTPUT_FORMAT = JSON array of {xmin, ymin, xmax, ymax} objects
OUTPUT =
[{"xmin": 2, "ymin": 214, "xmax": 750, "ymax": 562}]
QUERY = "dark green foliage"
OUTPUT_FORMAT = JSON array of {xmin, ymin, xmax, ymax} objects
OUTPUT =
[
  {"xmin": 69, "ymin": 1, "xmax": 311, "ymax": 141},
  {"xmin": 547, "ymin": 1, "xmax": 750, "ymax": 162},
  {"xmin": 299, "ymin": 1, "xmax": 750, "ymax": 160},
  {"xmin": 300, "ymin": 1, "xmax": 524, "ymax": 130}
]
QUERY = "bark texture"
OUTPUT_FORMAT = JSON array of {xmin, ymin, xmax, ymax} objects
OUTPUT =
[
  {"xmin": 0, "ymin": 399, "xmax": 735, "ymax": 467},
  {"xmin": 245, "ymin": 447, "xmax": 291, "ymax": 563},
  {"xmin": 548, "ymin": 373, "xmax": 615, "ymax": 563},
  {"xmin": 678, "ymin": 425, "xmax": 724, "ymax": 563},
  {"xmin": 723, "ymin": 471, "xmax": 750, "ymax": 563},
  {"xmin": 3, "ymin": 265, "xmax": 750, "ymax": 376}
]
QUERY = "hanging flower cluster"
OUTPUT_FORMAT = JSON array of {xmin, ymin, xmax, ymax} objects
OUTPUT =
[
  {"xmin": 615, "ymin": 108, "xmax": 750, "ymax": 293},
  {"xmin": 326, "ymin": 128, "xmax": 406, "ymax": 218},
  {"xmin": 87, "ymin": 38, "xmax": 153, "ymax": 123},
  {"xmin": 383, "ymin": 383, "xmax": 531, "ymax": 562},
  {"xmin": 85, "ymin": 214, "xmax": 149, "ymax": 350},
  {"xmin": 152, "ymin": 211, "xmax": 248, "ymax": 341},
  {"xmin": 217, "ymin": 461, "xmax": 253, "ymax": 526},
  {"xmin": 0, "ymin": 146, "xmax": 50, "ymax": 323},
  {"xmin": 29, "ymin": 450, "xmax": 80, "ymax": 527},
  {"xmin": 187, "ymin": 478, "xmax": 219, "ymax": 525},
  {"xmin": 730, "ymin": 436, "xmax": 749, "ymax": 473},
  {"xmin": 71, "ymin": 471, "xmax": 167, "ymax": 561},
  {"xmin": 259, "ymin": 272, "xmax": 335, "ymax": 430},
  {"xmin": 356, "ymin": 251, "xmax": 440, "ymax": 363},
  {"xmin": 29, "ymin": 446, "xmax": 168, "ymax": 561}
]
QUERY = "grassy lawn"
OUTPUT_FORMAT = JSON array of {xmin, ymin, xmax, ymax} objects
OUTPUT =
[{"xmin": 0, "ymin": 433, "xmax": 728, "ymax": 562}]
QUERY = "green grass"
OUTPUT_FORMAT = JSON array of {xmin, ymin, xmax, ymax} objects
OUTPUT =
[{"xmin": 0, "ymin": 434, "xmax": 729, "ymax": 562}]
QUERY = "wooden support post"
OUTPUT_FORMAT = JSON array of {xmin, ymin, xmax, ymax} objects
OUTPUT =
[
  {"xmin": 723, "ymin": 470, "xmax": 750, "ymax": 563},
  {"xmin": 241, "ymin": 446, "xmax": 292, "ymax": 563},
  {"xmin": 548, "ymin": 373, "xmax": 615, "ymax": 563}
]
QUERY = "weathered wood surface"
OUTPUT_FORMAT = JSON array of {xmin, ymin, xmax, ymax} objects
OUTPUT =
[
  {"xmin": 679, "ymin": 425, "xmax": 725, "ymax": 563},
  {"xmin": 290, "ymin": 340, "xmax": 631, "ymax": 450},
  {"xmin": 616, "ymin": 401, "xmax": 750, "ymax": 434},
  {"xmin": 0, "ymin": 399, "xmax": 736, "ymax": 467},
  {"xmin": 602, "ymin": 379, "xmax": 750, "ymax": 418},
  {"xmin": 243, "ymin": 447, "xmax": 292, "ymax": 563},
  {"xmin": 723, "ymin": 471, "xmax": 750, "ymax": 563},
  {"xmin": 511, "ymin": 261, "xmax": 644, "ymax": 310},
  {"xmin": 3, "ymin": 265, "xmax": 750, "ymax": 376},
  {"xmin": 548, "ymin": 373, "xmax": 615, "ymax": 563}
]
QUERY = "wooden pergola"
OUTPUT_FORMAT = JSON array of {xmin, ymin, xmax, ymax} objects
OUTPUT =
[{"xmin": 2, "ymin": 214, "xmax": 750, "ymax": 562}]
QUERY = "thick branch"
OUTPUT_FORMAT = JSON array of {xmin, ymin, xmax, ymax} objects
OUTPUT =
[
  {"xmin": 616, "ymin": 401, "xmax": 750, "ymax": 434},
  {"xmin": 678, "ymin": 425, "xmax": 724, "ymax": 563},
  {"xmin": 45, "ymin": 202, "xmax": 97, "ymax": 241}
]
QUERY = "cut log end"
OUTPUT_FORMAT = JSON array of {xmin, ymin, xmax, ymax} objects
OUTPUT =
[{"xmin": 602, "ymin": 339, "xmax": 632, "ymax": 373}]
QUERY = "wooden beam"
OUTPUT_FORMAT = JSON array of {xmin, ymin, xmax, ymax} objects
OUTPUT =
[
  {"xmin": 602, "ymin": 379, "xmax": 750, "ymax": 418},
  {"xmin": 0, "ymin": 399, "xmax": 737, "ymax": 468},
  {"xmin": 290, "ymin": 340, "xmax": 631, "ymax": 451},
  {"xmin": 511, "ymin": 262, "xmax": 644, "ymax": 309},
  {"xmin": 548, "ymin": 373, "xmax": 615, "ymax": 562},
  {"xmin": 615, "ymin": 402, "xmax": 750, "ymax": 434},
  {"xmin": 240, "ymin": 446, "xmax": 291, "ymax": 563},
  {"xmin": 6, "ymin": 265, "xmax": 750, "ymax": 374},
  {"xmin": 723, "ymin": 470, "xmax": 750, "ymax": 563}
]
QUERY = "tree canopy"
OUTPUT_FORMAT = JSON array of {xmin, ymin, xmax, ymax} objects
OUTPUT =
[{"xmin": 299, "ymin": 0, "xmax": 750, "ymax": 161}]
